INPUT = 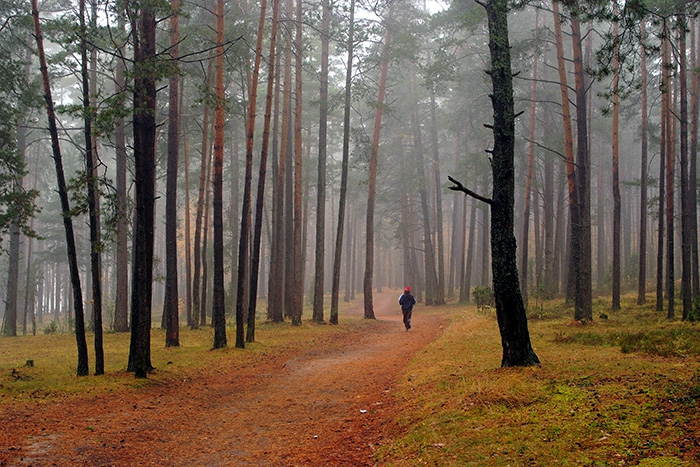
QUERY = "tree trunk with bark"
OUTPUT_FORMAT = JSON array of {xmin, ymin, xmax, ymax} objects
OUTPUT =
[
  {"xmin": 164, "ymin": 0, "xmax": 180, "ymax": 347},
  {"xmin": 690, "ymin": 17, "xmax": 699, "ymax": 300},
  {"xmin": 678, "ymin": 17, "xmax": 691, "ymax": 319},
  {"xmin": 193, "ymin": 60, "xmax": 213, "ymax": 329},
  {"xmin": 212, "ymin": 0, "xmax": 227, "ymax": 349},
  {"xmin": 247, "ymin": 0, "xmax": 278, "ymax": 342},
  {"xmin": 552, "ymin": 1, "xmax": 577, "ymax": 306},
  {"xmin": 291, "ymin": 0, "xmax": 304, "ymax": 326},
  {"xmin": 411, "ymin": 106, "xmax": 439, "ymax": 306},
  {"xmin": 330, "ymin": 0, "xmax": 355, "ymax": 324},
  {"xmin": 79, "ymin": 0, "xmax": 104, "ymax": 372},
  {"xmin": 611, "ymin": 13, "xmax": 621, "ymax": 311},
  {"xmin": 663, "ymin": 21, "xmax": 674, "ymax": 318},
  {"xmin": 454, "ymin": 0, "xmax": 539, "ymax": 367},
  {"xmin": 113, "ymin": 15, "xmax": 129, "ymax": 333},
  {"xmin": 33, "ymin": 0, "xmax": 89, "ymax": 374},
  {"xmin": 312, "ymin": 0, "xmax": 330, "ymax": 322},
  {"xmin": 571, "ymin": 15, "xmax": 592, "ymax": 322},
  {"xmin": 127, "ymin": 2, "xmax": 157, "ymax": 378},
  {"xmin": 429, "ymin": 91, "xmax": 445, "ymax": 305},
  {"xmin": 520, "ymin": 8, "xmax": 539, "ymax": 307},
  {"xmin": 364, "ymin": 18, "xmax": 392, "ymax": 320},
  {"xmin": 267, "ymin": 43, "xmax": 285, "ymax": 323},
  {"xmin": 638, "ymin": 20, "xmax": 649, "ymax": 305}
]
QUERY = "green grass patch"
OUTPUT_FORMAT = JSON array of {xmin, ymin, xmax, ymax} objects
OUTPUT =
[{"xmin": 378, "ymin": 294, "xmax": 700, "ymax": 466}]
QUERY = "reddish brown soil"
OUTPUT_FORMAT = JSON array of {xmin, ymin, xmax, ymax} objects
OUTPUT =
[{"xmin": 0, "ymin": 291, "xmax": 444, "ymax": 466}]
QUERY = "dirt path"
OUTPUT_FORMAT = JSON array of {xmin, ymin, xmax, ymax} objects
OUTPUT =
[{"xmin": 0, "ymin": 291, "xmax": 444, "ymax": 466}]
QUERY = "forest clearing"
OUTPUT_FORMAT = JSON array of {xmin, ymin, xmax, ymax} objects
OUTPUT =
[{"xmin": 2, "ymin": 290, "xmax": 700, "ymax": 466}]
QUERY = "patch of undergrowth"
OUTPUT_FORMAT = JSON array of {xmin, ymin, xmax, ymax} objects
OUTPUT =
[
  {"xmin": 378, "ymin": 294, "xmax": 700, "ymax": 466},
  {"xmin": 555, "ymin": 327, "xmax": 700, "ymax": 358}
]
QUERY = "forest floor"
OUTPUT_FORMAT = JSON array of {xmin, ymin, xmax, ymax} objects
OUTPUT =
[{"xmin": 0, "ymin": 290, "xmax": 445, "ymax": 466}]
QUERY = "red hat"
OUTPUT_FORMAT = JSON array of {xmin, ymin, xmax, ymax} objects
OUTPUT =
[{"xmin": 405, "ymin": 286, "xmax": 410, "ymax": 292}]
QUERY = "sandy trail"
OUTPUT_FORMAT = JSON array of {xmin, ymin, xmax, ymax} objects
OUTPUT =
[{"xmin": 0, "ymin": 291, "xmax": 444, "ymax": 466}]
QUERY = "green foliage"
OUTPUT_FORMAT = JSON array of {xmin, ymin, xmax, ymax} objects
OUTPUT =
[
  {"xmin": 636, "ymin": 459, "xmax": 688, "ymax": 467},
  {"xmin": 617, "ymin": 328, "xmax": 700, "ymax": 357},
  {"xmin": 0, "ymin": 6, "xmax": 41, "ymax": 248},
  {"xmin": 472, "ymin": 286, "xmax": 494, "ymax": 311},
  {"xmin": 554, "ymin": 320, "xmax": 700, "ymax": 358},
  {"xmin": 688, "ymin": 296, "xmax": 700, "ymax": 323},
  {"xmin": 42, "ymin": 322, "xmax": 58, "ymax": 335}
]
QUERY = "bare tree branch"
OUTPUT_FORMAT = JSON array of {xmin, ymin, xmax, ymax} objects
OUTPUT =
[{"xmin": 447, "ymin": 176, "xmax": 492, "ymax": 205}]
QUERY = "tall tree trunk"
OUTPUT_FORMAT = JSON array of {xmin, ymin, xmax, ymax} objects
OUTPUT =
[
  {"xmin": 127, "ymin": 1, "xmax": 157, "ymax": 378},
  {"xmin": 234, "ymin": 0, "xmax": 265, "ymax": 348},
  {"xmin": 611, "ymin": 13, "xmax": 621, "ymax": 311},
  {"xmin": 267, "ymin": 43, "xmax": 285, "ymax": 323},
  {"xmin": 571, "ymin": 16, "xmax": 592, "ymax": 322},
  {"xmin": 476, "ymin": 0, "xmax": 538, "ymax": 367},
  {"xmin": 543, "ymin": 107, "xmax": 555, "ymax": 299},
  {"xmin": 248, "ymin": 0, "xmax": 278, "ymax": 342},
  {"xmin": 1, "ymin": 162, "xmax": 21, "ymax": 335},
  {"xmin": 344, "ymin": 209, "xmax": 353, "ymax": 302},
  {"xmin": 212, "ymin": 0, "xmax": 227, "ymax": 348},
  {"xmin": 457, "ymin": 193, "xmax": 467, "ymax": 302},
  {"xmin": 690, "ymin": 16, "xmax": 699, "ymax": 299},
  {"xmin": 32, "ymin": 0, "xmax": 89, "ymax": 374},
  {"xmin": 656, "ymin": 43, "xmax": 667, "ymax": 313},
  {"xmin": 520, "ymin": 8, "xmax": 539, "ymax": 307},
  {"xmin": 330, "ymin": 0, "xmax": 355, "ymax": 325},
  {"xmin": 679, "ymin": 17, "xmax": 691, "ymax": 319},
  {"xmin": 184, "ymin": 98, "xmax": 194, "ymax": 328},
  {"xmin": 552, "ymin": 1, "xmax": 577, "ymax": 305},
  {"xmin": 448, "ymin": 192, "xmax": 460, "ymax": 299},
  {"xmin": 79, "ymin": 0, "xmax": 104, "ymax": 373},
  {"xmin": 638, "ymin": 20, "xmax": 649, "ymax": 305},
  {"xmin": 114, "ymin": 15, "xmax": 129, "ymax": 332},
  {"xmin": 193, "ymin": 60, "xmax": 213, "ymax": 328},
  {"xmin": 229, "ymin": 119, "xmax": 241, "ymax": 312},
  {"xmin": 200, "ymin": 143, "xmax": 212, "ymax": 326},
  {"xmin": 312, "ymin": 0, "xmax": 330, "ymax": 323},
  {"xmin": 462, "ymin": 191, "xmax": 478, "ymax": 302},
  {"xmin": 411, "ymin": 105, "xmax": 439, "ymax": 306},
  {"xmin": 429, "ymin": 90, "xmax": 445, "ymax": 305},
  {"xmin": 663, "ymin": 21, "xmax": 674, "ymax": 318},
  {"xmin": 283, "ymin": 0, "xmax": 295, "ymax": 321},
  {"xmin": 481, "ymin": 199, "xmax": 490, "ymax": 286},
  {"xmin": 364, "ymin": 16, "xmax": 391, "ymax": 320},
  {"xmin": 23, "ymin": 159, "xmax": 39, "ymax": 336},
  {"xmin": 291, "ymin": 0, "xmax": 304, "ymax": 326},
  {"xmin": 164, "ymin": 0, "xmax": 181, "ymax": 347}
]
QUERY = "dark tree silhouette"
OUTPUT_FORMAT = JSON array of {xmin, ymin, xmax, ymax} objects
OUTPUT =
[
  {"xmin": 32, "ymin": 0, "xmax": 89, "ymax": 375},
  {"xmin": 450, "ymin": 0, "xmax": 539, "ymax": 367},
  {"xmin": 127, "ymin": 2, "xmax": 157, "ymax": 378}
]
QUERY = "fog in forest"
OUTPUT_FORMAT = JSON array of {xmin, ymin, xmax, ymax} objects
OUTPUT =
[{"xmin": 1, "ymin": 0, "xmax": 699, "ymax": 354}]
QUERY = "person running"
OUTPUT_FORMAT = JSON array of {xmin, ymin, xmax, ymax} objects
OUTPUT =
[{"xmin": 398, "ymin": 286, "xmax": 416, "ymax": 331}]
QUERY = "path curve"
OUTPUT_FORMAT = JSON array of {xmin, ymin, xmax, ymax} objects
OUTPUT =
[{"xmin": 0, "ymin": 290, "xmax": 444, "ymax": 466}]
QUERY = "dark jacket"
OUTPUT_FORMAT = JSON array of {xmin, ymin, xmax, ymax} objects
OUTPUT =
[{"xmin": 399, "ymin": 292, "xmax": 416, "ymax": 311}]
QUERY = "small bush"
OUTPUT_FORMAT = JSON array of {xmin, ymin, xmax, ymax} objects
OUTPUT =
[
  {"xmin": 688, "ymin": 296, "xmax": 700, "ymax": 323},
  {"xmin": 42, "ymin": 321, "xmax": 58, "ymax": 335},
  {"xmin": 472, "ymin": 286, "xmax": 494, "ymax": 311}
]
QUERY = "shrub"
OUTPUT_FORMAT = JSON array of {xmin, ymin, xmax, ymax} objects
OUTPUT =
[
  {"xmin": 472, "ymin": 286, "xmax": 494, "ymax": 311},
  {"xmin": 43, "ymin": 321, "xmax": 58, "ymax": 335}
]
